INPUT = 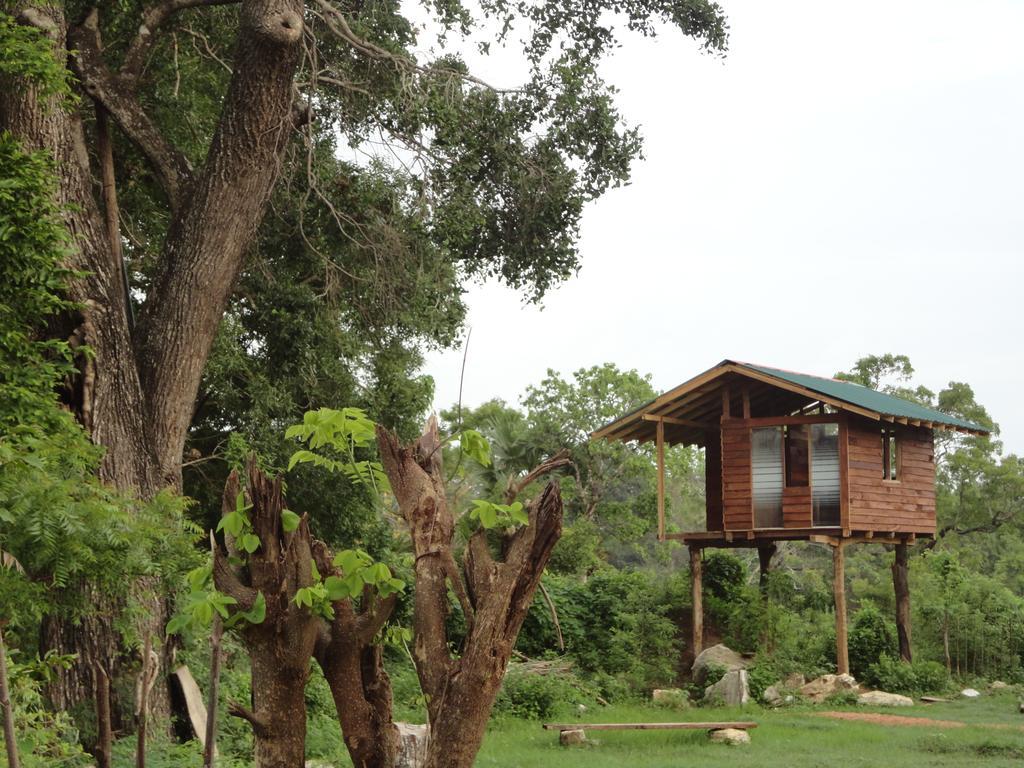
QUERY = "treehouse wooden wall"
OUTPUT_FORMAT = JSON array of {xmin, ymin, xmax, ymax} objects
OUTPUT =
[
  {"xmin": 705, "ymin": 429, "xmax": 723, "ymax": 530},
  {"xmin": 721, "ymin": 422, "xmax": 752, "ymax": 530},
  {"xmin": 846, "ymin": 417, "xmax": 936, "ymax": 534}
]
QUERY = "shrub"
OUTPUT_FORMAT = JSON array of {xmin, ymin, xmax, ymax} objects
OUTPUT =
[
  {"xmin": 703, "ymin": 552, "xmax": 746, "ymax": 602},
  {"xmin": 824, "ymin": 689, "xmax": 859, "ymax": 706},
  {"xmin": 848, "ymin": 603, "xmax": 896, "ymax": 680},
  {"xmin": 912, "ymin": 660, "xmax": 951, "ymax": 694},
  {"xmin": 493, "ymin": 670, "xmax": 582, "ymax": 720},
  {"xmin": 865, "ymin": 654, "xmax": 918, "ymax": 694},
  {"xmin": 746, "ymin": 658, "xmax": 780, "ymax": 703}
]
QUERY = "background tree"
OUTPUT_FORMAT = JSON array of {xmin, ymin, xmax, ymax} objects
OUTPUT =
[{"xmin": 0, "ymin": 0, "xmax": 729, "ymax": 716}]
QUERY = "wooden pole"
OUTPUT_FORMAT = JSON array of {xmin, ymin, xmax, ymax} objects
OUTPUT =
[
  {"xmin": 893, "ymin": 543, "xmax": 912, "ymax": 663},
  {"xmin": 689, "ymin": 546, "xmax": 703, "ymax": 662},
  {"xmin": 656, "ymin": 420, "xmax": 666, "ymax": 541},
  {"xmin": 203, "ymin": 615, "xmax": 224, "ymax": 768},
  {"xmin": 833, "ymin": 543, "xmax": 849, "ymax": 675},
  {"xmin": 0, "ymin": 624, "xmax": 21, "ymax": 768},
  {"xmin": 757, "ymin": 543, "xmax": 776, "ymax": 593}
]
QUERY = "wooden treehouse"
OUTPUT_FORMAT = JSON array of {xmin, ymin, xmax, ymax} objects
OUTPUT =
[{"xmin": 592, "ymin": 360, "xmax": 990, "ymax": 674}]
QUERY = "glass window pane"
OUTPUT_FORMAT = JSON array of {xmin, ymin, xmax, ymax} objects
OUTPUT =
[
  {"xmin": 752, "ymin": 427, "xmax": 783, "ymax": 528},
  {"xmin": 811, "ymin": 423, "xmax": 840, "ymax": 526}
]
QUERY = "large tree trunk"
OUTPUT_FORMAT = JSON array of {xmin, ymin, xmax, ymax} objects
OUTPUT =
[
  {"xmin": 1, "ymin": 0, "xmax": 304, "ymax": 729},
  {"xmin": 213, "ymin": 461, "xmax": 320, "ymax": 768},
  {"xmin": 376, "ymin": 420, "xmax": 564, "ymax": 768}
]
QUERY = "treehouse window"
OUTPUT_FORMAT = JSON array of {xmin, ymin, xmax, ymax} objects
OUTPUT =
[
  {"xmin": 811, "ymin": 423, "xmax": 840, "ymax": 526},
  {"xmin": 882, "ymin": 429, "xmax": 900, "ymax": 481},
  {"xmin": 752, "ymin": 427, "xmax": 784, "ymax": 528}
]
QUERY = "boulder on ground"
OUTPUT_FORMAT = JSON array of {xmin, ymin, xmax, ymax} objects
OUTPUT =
[
  {"xmin": 395, "ymin": 722, "xmax": 430, "ymax": 768},
  {"xmin": 989, "ymin": 681, "xmax": 1010, "ymax": 691},
  {"xmin": 857, "ymin": 690, "xmax": 914, "ymax": 707},
  {"xmin": 709, "ymin": 728, "xmax": 750, "ymax": 745},
  {"xmin": 762, "ymin": 684, "xmax": 784, "ymax": 707},
  {"xmin": 799, "ymin": 674, "xmax": 858, "ymax": 704},
  {"xmin": 783, "ymin": 672, "xmax": 807, "ymax": 689},
  {"xmin": 652, "ymin": 688, "xmax": 689, "ymax": 708},
  {"xmin": 692, "ymin": 644, "xmax": 749, "ymax": 686},
  {"xmin": 704, "ymin": 669, "xmax": 750, "ymax": 706},
  {"xmin": 559, "ymin": 728, "xmax": 586, "ymax": 746},
  {"xmin": 961, "ymin": 688, "xmax": 981, "ymax": 698}
]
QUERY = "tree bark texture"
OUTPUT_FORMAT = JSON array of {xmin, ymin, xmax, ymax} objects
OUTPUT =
[
  {"xmin": 213, "ymin": 460, "xmax": 320, "ymax": 768},
  {"xmin": 377, "ymin": 419, "xmax": 564, "ymax": 768},
  {"xmin": 312, "ymin": 541, "xmax": 400, "ymax": 768},
  {"xmin": 1, "ymin": 0, "xmax": 304, "ymax": 724},
  {"xmin": 892, "ymin": 543, "xmax": 912, "ymax": 663}
]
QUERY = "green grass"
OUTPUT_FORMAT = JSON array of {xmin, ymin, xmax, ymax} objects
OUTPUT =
[{"xmin": 475, "ymin": 694, "xmax": 1024, "ymax": 768}]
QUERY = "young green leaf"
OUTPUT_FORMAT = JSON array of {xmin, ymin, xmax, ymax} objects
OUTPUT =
[{"xmin": 281, "ymin": 509, "xmax": 301, "ymax": 532}]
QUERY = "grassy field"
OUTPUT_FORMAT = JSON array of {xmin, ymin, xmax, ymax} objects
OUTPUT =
[{"xmin": 475, "ymin": 693, "xmax": 1024, "ymax": 768}]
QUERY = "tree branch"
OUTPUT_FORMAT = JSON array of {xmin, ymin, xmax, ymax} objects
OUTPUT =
[
  {"xmin": 121, "ymin": 0, "xmax": 242, "ymax": 86},
  {"xmin": 227, "ymin": 702, "xmax": 269, "ymax": 737},
  {"xmin": 70, "ymin": 9, "xmax": 194, "ymax": 212}
]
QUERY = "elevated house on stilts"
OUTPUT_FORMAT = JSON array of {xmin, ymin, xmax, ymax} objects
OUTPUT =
[{"xmin": 592, "ymin": 360, "xmax": 990, "ymax": 674}]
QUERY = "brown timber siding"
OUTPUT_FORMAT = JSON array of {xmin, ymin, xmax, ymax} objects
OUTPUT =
[
  {"xmin": 846, "ymin": 416, "xmax": 936, "ymax": 534},
  {"xmin": 721, "ymin": 421, "xmax": 752, "ymax": 530},
  {"xmin": 705, "ymin": 429, "xmax": 723, "ymax": 530}
]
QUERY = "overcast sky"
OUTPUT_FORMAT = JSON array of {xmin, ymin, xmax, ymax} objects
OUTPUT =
[{"xmin": 420, "ymin": 0, "xmax": 1024, "ymax": 454}]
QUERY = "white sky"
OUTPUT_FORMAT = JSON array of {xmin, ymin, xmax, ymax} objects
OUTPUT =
[{"xmin": 421, "ymin": 0, "xmax": 1024, "ymax": 454}]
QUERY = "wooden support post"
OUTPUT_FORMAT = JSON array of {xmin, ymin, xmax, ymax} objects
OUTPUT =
[
  {"xmin": 832, "ymin": 543, "xmax": 849, "ymax": 675},
  {"xmin": 757, "ymin": 543, "xmax": 776, "ymax": 593},
  {"xmin": 656, "ymin": 419, "xmax": 665, "ymax": 542},
  {"xmin": 690, "ymin": 546, "xmax": 703, "ymax": 662},
  {"xmin": 893, "ymin": 543, "xmax": 912, "ymax": 663},
  {"xmin": 742, "ymin": 388, "xmax": 751, "ymax": 419}
]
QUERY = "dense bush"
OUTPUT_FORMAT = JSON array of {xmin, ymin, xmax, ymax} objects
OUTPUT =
[
  {"xmin": 864, "ymin": 655, "xmax": 951, "ymax": 695},
  {"xmin": 493, "ymin": 670, "xmax": 587, "ymax": 720},
  {"xmin": 848, "ymin": 603, "xmax": 896, "ymax": 680},
  {"xmin": 517, "ymin": 567, "xmax": 681, "ymax": 691}
]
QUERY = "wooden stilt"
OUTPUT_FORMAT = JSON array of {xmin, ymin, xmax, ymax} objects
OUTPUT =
[
  {"xmin": 833, "ymin": 543, "xmax": 849, "ymax": 675},
  {"xmin": 893, "ymin": 542, "xmax": 912, "ymax": 663},
  {"xmin": 757, "ymin": 543, "xmax": 776, "ymax": 592},
  {"xmin": 656, "ymin": 420, "xmax": 665, "ymax": 541},
  {"xmin": 690, "ymin": 545, "xmax": 703, "ymax": 662}
]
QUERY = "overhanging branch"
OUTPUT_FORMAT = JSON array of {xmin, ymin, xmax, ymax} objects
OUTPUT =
[{"xmin": 70, "ymin": 9, "xmax": 194, "ymax": 211}]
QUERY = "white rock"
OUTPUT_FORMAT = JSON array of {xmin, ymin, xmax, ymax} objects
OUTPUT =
[
  {"xmin": 704, "ymin": 669, "xmax": 750, "ymax": 706},
  {"xmin": 692, "ymin": 644, "xmax": 748, "ymax": 686},
  {"xmin": 961, "ymin": 688, "xmax": 982, "ymax": 698},
  {"xmin": 858, "ymin": 690, "xmax": 914, "ymax": 707},
  {"xmin": 560, "ymin": 728, "xmax": 586, "ymax": 746},
  {"xmin": 709, "ymin": 728, "xmax": 750, "ymax": 745}
]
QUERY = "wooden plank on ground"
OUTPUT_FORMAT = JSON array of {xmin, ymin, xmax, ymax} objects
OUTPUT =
[{"xmin": 542, "ymin": 722, "xmax": 759, "ymax": 731}]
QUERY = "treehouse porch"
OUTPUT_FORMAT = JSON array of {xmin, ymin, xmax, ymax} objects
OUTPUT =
[{"xmin": 592, "ymin": 360, "xmax": 990, "ymax": 675}]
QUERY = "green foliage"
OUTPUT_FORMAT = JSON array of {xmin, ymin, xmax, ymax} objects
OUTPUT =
[
  {"xmin": 166, "ymin": 561, "xmax": 266, "ymax": 636},
  {"xmin": 0, "ymin": 131, "xmax": 75, "ymax": 434},
  {"xmin": 702, "ymin": 552, "xmax": 746, "ymax": 602},
  {"xmin": 848, "ymin": 603, "xmax": 897, "ymax": 681},
  {"xmin": 2, "ymin": 649, "xmax": 92, "ymax": 768},
  {"xmin": 493, "ymin": 668, "xmax": 588, "ymax": 720},
  {"xmin": 468, "ymin": 499, "xmax": 529, "ymax": 529},
  {"xmin": 517, "ymin": 568, "xmax": 681, "ymax": 691},
  {"xmin": 864, "ymin": 655, "xmax": 951, "ymax": 696},
  {"xmin": 286, "ymin": 407, "xmax": 390, "ymax": 492},
  {"xmin": 0, "ymin": 13, "xmax": 74, "ymax": 103}
]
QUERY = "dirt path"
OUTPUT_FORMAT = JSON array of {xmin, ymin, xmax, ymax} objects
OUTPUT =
[{"xmin": 818, "ymin": 711, "xmax": 1024, "ymax": 731}]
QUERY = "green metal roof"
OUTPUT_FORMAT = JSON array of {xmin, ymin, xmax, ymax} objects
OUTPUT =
[{"xmin": 737, "ymin": 361, "xmax": 990, "ymax": 433}]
